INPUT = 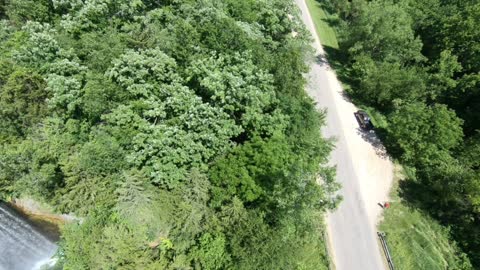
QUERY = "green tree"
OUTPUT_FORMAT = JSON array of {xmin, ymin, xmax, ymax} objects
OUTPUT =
[
  {"xmin": 13, "ymin": 21, "xmax": 61, "ymax": 68},
  {"xmin": 0, "ymin": 65, "xmax": 48, "ymax": 139},
  {"xmin": 388, "ymin": 103, "xmax": 463, "ymax": 166},
  {"xmin": 436, "ymin": 2, "xmax": 480, "ymax": 73},
  {"xmin": 344, "ymin": 0, "xmax": 424, "ymax": 64},
  {"xmin": 351, "ymin": 54, "xmax": 426, "ymax": 110},
  {"xmin": 428, "ymin": 50, "xmax": 462, "ymax": 102},
  {"xmin": 186, "ymin": 52, "xmax": 287, "ymax": 138},
  {"xmin": 5, "ymin": 0, "xmax": 52, "ymax": 24},
  {"xmin": 191, "ymin": 233, "xmax": 230, "ymax": 270},
  {"xmin": 45, "ymin": 59, "xmax": 87, "ymax": 117}
]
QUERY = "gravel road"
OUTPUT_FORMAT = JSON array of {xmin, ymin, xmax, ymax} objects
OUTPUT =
[{"xmin": 294, "ymin": 1, "xmax": 394, "ymax": 269}]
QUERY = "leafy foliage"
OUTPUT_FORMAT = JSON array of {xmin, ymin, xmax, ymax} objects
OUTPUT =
[
  {"xmin": 387, "ymin": 103, "xmax": 463, "ymax": 166},
  {"xmin": 0, "ymin": 63, "xmax": 48, "ymax": 139},
  {"xmin": 343, "ymin": 0, "xmax": 424, "ymax": 64}
]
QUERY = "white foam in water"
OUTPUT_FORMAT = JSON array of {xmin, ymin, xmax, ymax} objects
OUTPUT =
[
  {"xmin": 0, "ymin": 203, "xmax": 57, "ymax": 270},
  {"xmin": 32, "ymin": 257, "xmax": 58, "ymax": 270}
]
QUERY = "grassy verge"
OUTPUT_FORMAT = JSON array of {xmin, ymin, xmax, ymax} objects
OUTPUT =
[
  {"xmin": 305, "ymin": 0, "xmax": 339, "ymax": 49},
  {"xmin": 379, "ymin": 165, "xmax": 471, "ymax": 270}
]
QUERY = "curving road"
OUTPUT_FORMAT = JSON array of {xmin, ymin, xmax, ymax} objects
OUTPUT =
[{"xmin": 294, "ymin": 0, "xmax": 394, "ymax": 269}]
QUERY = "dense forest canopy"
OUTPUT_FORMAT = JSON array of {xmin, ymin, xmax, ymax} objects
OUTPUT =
[
  {"xmin": 0, "ymin": 0, "xmax": 340, "ymax": 269},
  {"xmin": 324, "ymin": 0, "xmax": 480, "ymax": 267}
]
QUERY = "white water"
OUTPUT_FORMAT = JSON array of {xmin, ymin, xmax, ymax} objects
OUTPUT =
[
  {"xmin": 32, "ymin": 258, "xmax": 58, "ymax": 270},
  {"xmin": 0, "ymin": 203, "xmax": 57, "ymax": 270}
]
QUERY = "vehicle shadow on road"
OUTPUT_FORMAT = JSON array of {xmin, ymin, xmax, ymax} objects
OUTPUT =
[{"xmin": 355, "ymin": 128, "xmax": 390, "ymax": 159}]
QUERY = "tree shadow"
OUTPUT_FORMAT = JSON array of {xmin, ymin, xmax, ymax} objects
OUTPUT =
[
  {"xmin": 397, "ymin": 169, "xmax": 480, "ymax": 265},
  {"xmin": 322, "ymin": 46, "xmax": 349, "ymax": 72},
  {"xmin": 315, "ymin": 53, "xmax": 329, "ymax": 68},
  {"xmin": 398, "ymin": 179, "xmax": 430, "ymax": 209},
  {"xmin": 339, "ymin": 87, "xmax": 355, "ymax": 103},
  {"xmin": 307, "ymin": 0, "xmax": 361, "ymax": 101},
  {"xmin": 312, "ymin": 0, "xmax": 339, "ymax": 17},
  {"xmin": 322, "ymin": 44, "xmax": 360, "ymax": 98},
  {"xmin": 398, "ymin": 172, "xmax": 475, "ymax": 229}
]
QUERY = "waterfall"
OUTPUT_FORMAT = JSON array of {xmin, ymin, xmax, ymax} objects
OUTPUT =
[{"xmin": 0, "ymin": 203, "xmax": 57, "ymax": 270}]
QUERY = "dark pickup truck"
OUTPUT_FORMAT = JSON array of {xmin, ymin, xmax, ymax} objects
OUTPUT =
[{"xmin": 354, "ymin": 110, "xmax": 374, "ymax": 130}]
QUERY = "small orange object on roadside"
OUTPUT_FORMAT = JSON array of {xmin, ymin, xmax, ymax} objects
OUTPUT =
[{"xmin": 383, "ymin": 202, "xmax": 391, "ymax": 209}]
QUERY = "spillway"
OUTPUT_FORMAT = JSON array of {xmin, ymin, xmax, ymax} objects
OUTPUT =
[{"xmin": 0, "ymin": 202, "xmax": 57, "ymax": 270}]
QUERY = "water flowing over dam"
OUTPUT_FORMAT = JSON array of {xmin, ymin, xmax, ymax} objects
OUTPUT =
[{"xmin": 0, "ymin": 202, "xmax": 57, "ymax": 270}]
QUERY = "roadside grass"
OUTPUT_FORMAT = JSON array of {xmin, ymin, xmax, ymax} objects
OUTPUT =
[
  {"xmin": 379, "ymin": 165, "xmax": 471, "ymax": 270},
  {"xmin": 305, "ymin": 0, "xmax": 339, "ymax": 49}
]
